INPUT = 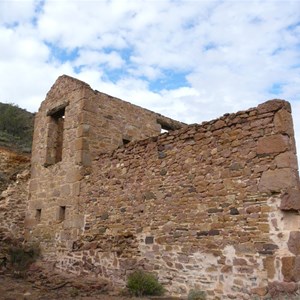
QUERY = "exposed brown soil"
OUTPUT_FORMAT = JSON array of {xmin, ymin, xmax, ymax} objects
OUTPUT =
[
  {"xmin": 0, "ymin": 267, "xmax": 135, "ymax": 300},
  {"xmin": 0, "ymin": 262, "xmax": 179, "ymax": 300},
  {"xmin": 0, "ymin": 147, "xmax": 30, "ymax": 193},
  {"xmin": 0, "ymin": 272, "xmax": 132, "ymax": 300},
  {"xmin": 0, "ymin": 274, "xmax": 132, "ymax": 300}
]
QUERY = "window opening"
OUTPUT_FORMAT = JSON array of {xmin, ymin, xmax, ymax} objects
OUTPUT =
[
  {"xmin": 45, "ymin": 105, "xmax": 66, "ymax": 166},
  {"xmin": 59, "ymin": 206, "xmax": 66, "ymax": 221},
  {"xmin": 35, "ymin": 209, "xmax": 41, "ymax": 222},
  {"xmin": 157, "ymin": 118, "xmax": 174, "ymax": 134}
]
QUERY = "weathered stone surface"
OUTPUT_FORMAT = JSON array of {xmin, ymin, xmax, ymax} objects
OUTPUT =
[
  {"xmin": 268, "ymin": 281, "xmax": 298, "ymax": 297},
  {"xmin": 251, "ymin": 287, "xmax": 268, "ymax": 297},
  {"xmin": 0, "ymin": 165, "xmax": 30, "ymax": 262},
  {"xmin": 263, "ymin": 256, "xmax": 275, "ymax": 279},
  {"xmin": 258, "ymin": 168, "xmax": 297, "ymax": 193},
  {"xmin": 17, "ymin": 76, "xmax": 299, "ymax": 300},
  {"xmin": 274, "ymin": 108, "xmax": 294, "ymax": 135},
  {"xmin": 293, "ymin": 256, "xmax": 300, "ymax": 281},
  {"xmin": 257, "ymin": 134, "xmax": 289, "ymax": 155},
  {"xmin": 280, "ymin": 189, "xmax": 300, "ymax": 210},
  {"xmin": 288, "ymin": 232, "xmax": 300, "ymax": 255},
  {"xmin": 275, "ymin": 151, "xmax": 298, "ymax": 169},
  {"xmin": 257, "ymin": 99, "xmax": 291, "ymax": 114},
  {"xmin": 281, "ymin": 256, "xmax": 295, "ymax": 281}
]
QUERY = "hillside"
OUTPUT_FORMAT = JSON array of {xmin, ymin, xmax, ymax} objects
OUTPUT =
[
  {"xmin": 0, "ymin": 103, "xmax": 33, "ymax": 193},
  {"xmin": 0, "ymin": 102, "xmax": 34, "ymax": 153}
]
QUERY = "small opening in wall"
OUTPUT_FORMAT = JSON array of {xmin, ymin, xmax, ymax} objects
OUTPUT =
[
  {"xmin": 161, "ymin": 128, "xmax": 169, "ymax": 134},
  {"xmin": 157, "ymin": 118, "xmax": 175, "ymax": 134},
  {"xmin": 59, "ymin": 206, "xmax": 66, "ymax": 221},
  {"xmin": 122, "ymin": 138, "xmax": 131, "ymax": 145},
  {"xmin": 53, "ymin": 108, "xmax": 65, "ymax": 163},
  {"xmin": 35, "ymin": 209, "xmax": 41, "ymax": 222}
]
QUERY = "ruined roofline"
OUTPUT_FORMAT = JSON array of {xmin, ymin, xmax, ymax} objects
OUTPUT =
[
  {"xmin": 94, "ymin": 88, "xmax": 187, "ymax": 131},
  {"xmin": 97, "ymin": 98, "xmax": 293, "ymax": 159},
  {"xmin": 47, "ymin": 74, "xmax": 187, "ymax": 131},
  {"xmin": 53, "ymin": 74, "xmax": 91, "ymax": 89},
  {"xmin": 197, "ymin": 98, "xmax": 291, "ymax": 128}
]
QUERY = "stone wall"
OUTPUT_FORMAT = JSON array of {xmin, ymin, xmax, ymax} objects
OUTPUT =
[
  {"xmin": 0, "ymin": 148, "xmax": 30, "ymax": 258},
  {"xmin": 53, "ymin": 100, "xmax": 300, "ymax": 299},
  {"xmin": 25, "ymin": 75, "xmax": 300, "ymax": 299},
  {"xmin": 26, "ymin": 75, "xmax": 184, "ymax": 259}
]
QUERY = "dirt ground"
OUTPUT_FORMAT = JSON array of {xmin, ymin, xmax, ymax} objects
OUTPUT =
[
  {"xmin": 0, "ymin": 273, "xmax": 135, "ymax": 300},
  {"xmin": 0, "ymin": 262, "xmax": 148, "ymax": 300},
  {"xmin": 0, "ymin": 274, "xmax": 127, "ymax": 300},
  {"xmin": 0, "ymin": 262, "xmax": 183, "ymax": 300}
]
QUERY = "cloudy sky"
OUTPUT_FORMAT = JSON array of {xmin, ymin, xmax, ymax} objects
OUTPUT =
[{"xmin": 1, "ymin": 0, "xmax": 300, "ymax": 155}]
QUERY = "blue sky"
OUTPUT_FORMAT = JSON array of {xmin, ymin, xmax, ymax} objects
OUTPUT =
[{"xmin": 1, "ymin": 0, "xmax": 300, "ymax": 154}]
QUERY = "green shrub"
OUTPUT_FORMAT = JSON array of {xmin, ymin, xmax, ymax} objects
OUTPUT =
[
  {"xmin": 127, "ymin": 270, "xmax": 164, "ymax": 296},
  {"xmin": 188, "ymin": 289, "xmax": 207, "ymax": 300},
  {"xmin": 9, "ymin": 245, "xmax": 40, "ymax": 271},
  {"xmin": 0, "ymin": 102, "xmax": 34, "ymax": 152}
]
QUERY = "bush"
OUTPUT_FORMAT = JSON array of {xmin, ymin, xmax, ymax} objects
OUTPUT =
[
  {"xmin": 188, "ymin": 289, "xmax": 207, "ymax": 300},
  {"xmin": 127, "ymin": 270, "xmax": 164, "ymax": 296},
  {"xmin": 9, "ymin": 245, "xmax": 40, "ymax": 271}
]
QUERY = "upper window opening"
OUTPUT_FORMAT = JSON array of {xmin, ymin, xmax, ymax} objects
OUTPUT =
[
  {"xmin": 45, "ymin": 104, "xmax": 67, "ymax": 166},
  {"xmin": 35, "ymin": 209, "xmax": 41, "ymax": 222},
  {"xmin": 157, "ymin": 118, "xmax": 176, "ymax": 134},
  {"xmin": 59, "ymin": 206, "xmax": 66, "ymax": 221}
]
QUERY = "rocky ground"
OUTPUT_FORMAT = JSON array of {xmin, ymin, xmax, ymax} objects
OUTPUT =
[
  {"xmin": 0, "ymin": 263, "xmax": 123, "ymax": 300},
  {"xmin": 0, "ymin": 262, "xmax": 181, "ymax": 300}
]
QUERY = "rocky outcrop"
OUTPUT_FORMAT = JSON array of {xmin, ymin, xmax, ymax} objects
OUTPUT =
[
  {"xmin": 0, "ymin": 147, "xmax": 30, "ymax": 193},
  {"xmin": 0, "ymin": 147, "xmax": 30, "ymax": 263}
]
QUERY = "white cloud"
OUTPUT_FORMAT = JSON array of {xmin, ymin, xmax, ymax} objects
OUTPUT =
[
  {"xmin": 0, "ymin": 0, "xmax": 300, "ymax": 156},
  {"xmin": 74, "ymin": 50, "xmax": 125, "ymax": 69},
  {"xmin": 0, "ymin": 0, "xmax": 37, "ymax": 25}
]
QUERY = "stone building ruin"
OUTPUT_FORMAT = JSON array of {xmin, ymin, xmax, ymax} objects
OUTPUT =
[{"xmin": 3, "ymin": 74, "xmax": 300, "ymax": 299}]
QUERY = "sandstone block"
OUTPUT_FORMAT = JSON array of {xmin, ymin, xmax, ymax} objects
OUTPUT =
[
  {"xmin": 268, "ymin": 281, "xmax": 298, "ymax": 297},
  {"xmin": 293, "ymin": 256, "xmax": 300, "ymax": 281},
  {"xmin": 77, "ymin": 124, "xmax": 90, "ymax": 138},
  {"xmin": 257, "ymin": 100, "xmax": 290, "ymax": 114},
  {"xmin": 263, "ymin": 256, "xmax": 275, "ymax": 279},
  {"xmin": 74, "ymin": 138, "xmax": 89, "ymax": 151},
  {"xmin": 288, "ymin": 231, "xmax": 300, "ymax": 255},
  {"xmin": 275, "ymin": 151, "xmax": 298, "ymax": 169},
  {"xmin": 274, "ymin": 108, "xmax": 294, "ymax": 135},
  {"xmin": 258, "ymin": 168, "xmax": 298, "ymax": 193},
  {"xmin": 257, "ymin": 134, "xmax": 289, "ymax": 155},
  {"xmin": 213, "ymin": 120, "xmax": 226, "ymax": 130},
  {"xmin": 66, "ymin": 170, "xmax": 83, "ymax": 183},
  {"xmin": 281, "ymin": 256, "xmax": 295, "ymax": 281},
  {"xmin": 280, "ymin": 189, "xmax": 300, "ymax": 210},
  {"xmin": 251, "ymin": 287, "xmax": 268, "ymax": 297}
]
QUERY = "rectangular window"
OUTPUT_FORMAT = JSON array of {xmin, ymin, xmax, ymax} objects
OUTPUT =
[
  {"xmin": 59, "ymin": 206, "xmax": 66, "ymax": 221},
  {"xmin": 45, "ymin": 104, "xmax": 67, "ymax": 166},
  {"xmin": 35, "ymin": 209, "xmax": 41, "ymax": 222}
]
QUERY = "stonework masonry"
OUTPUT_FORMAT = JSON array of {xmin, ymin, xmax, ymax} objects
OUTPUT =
[
  {"xmin": 2, "ymin": 74, "xmax": 300, "ymax": 299},
  {"xmin": 0, "ymin": 148, "xmax": 30, "ymax": 258}
]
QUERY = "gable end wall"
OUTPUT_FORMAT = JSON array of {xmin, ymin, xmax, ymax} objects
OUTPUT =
[{"xmin": 51, "ymin": 99, "xmax": 300, "ymax": 298}]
